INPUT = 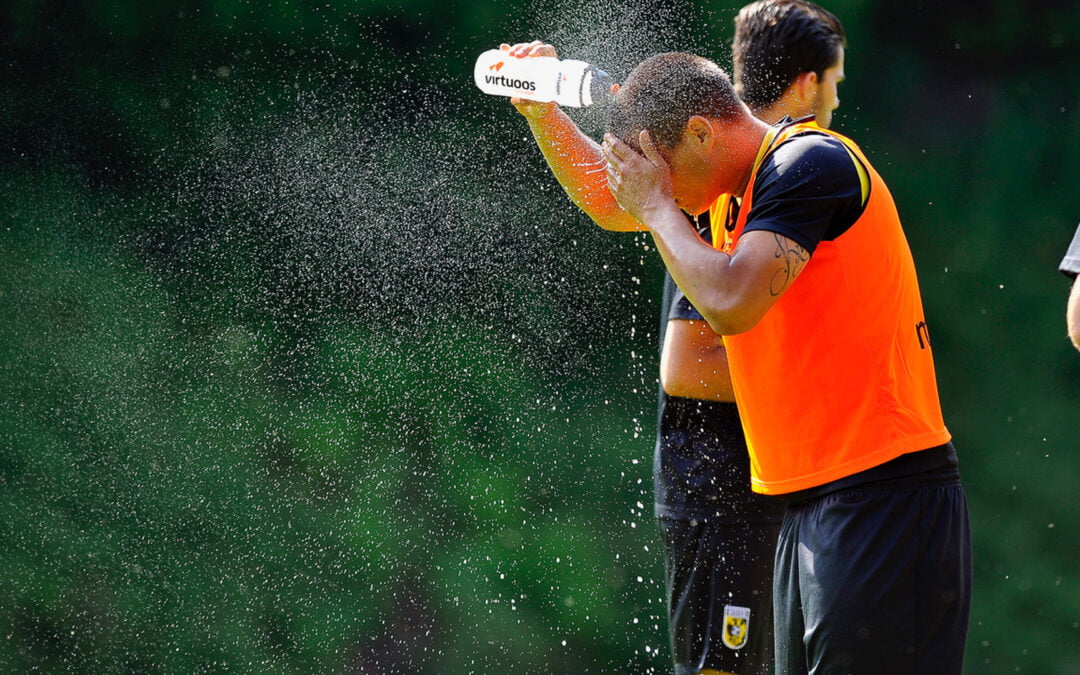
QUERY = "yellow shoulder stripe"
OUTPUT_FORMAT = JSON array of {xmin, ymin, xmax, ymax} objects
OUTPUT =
[{"xmin": 843, "ymin": 144, "xmax": 871, "ymax": 208}]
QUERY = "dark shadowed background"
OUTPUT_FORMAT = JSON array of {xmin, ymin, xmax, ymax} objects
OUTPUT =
[{"xmin": 2, "ymin": 0, "xmax": 1078, "ymax": 672}]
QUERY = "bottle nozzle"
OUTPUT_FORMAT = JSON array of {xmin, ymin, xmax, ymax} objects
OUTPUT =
[{"xmin": 586, "ymin": 66, "xmax": 615, "ymax": 107}]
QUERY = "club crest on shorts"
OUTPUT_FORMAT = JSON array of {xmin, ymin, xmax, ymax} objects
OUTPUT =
[{"xmin": 722, "ymin": 605, "xmax": 751, "ymax": 650}]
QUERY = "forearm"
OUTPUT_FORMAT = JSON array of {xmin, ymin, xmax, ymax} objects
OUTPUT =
[
  {"xmin": 645, "ymin": 207, "xmax": 749, "ymax": 335},
  {"xmin": 522, "ymin": 105, "xmax": 643, "ymax": 232},
  {"xmin": 660, "ymin": 319, "xmax": 736, "ymax": 402}
]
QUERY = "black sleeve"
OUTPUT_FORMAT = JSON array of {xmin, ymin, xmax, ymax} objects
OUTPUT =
[
  {"xmin": 1059, "ymin": 223, "xmax": 1080, "ymax": 279},
  {"xmin": 668, "ymin": 284, "xmax": 704, "ymax": 322},
  {"xmin": 742, "ymin": 133, "xmax": 865, "ymax": 254},
  {"xmin": 666, "ymin": 212, "xmax": 710, "ymax": 322}
]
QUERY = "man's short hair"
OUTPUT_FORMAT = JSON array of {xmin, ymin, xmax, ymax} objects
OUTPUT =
[
  {"xmin": 607, "ymin": 52, "xmax": 744, "ymax": 151},
  {"xmin": 733, "ymin": 0, "xmax": 846, "ymax": 109}
]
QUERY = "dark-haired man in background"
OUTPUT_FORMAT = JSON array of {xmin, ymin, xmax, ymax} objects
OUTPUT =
[{"xmin": 732, "ymin": 0, "xmax": 845, "ymax": 129}]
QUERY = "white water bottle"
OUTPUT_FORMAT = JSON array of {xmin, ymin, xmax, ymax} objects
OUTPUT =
[{"xmin": 473, "ymin": 48, "xmax": 613, "ymax": 108}]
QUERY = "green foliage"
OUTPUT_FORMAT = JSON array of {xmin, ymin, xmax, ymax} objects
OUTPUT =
[{"xmin": 2, "ymin": 0, "xmax": 1080, "ymax": 672}]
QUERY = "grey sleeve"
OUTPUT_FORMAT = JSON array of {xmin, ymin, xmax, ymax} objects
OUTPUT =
[{"xmin": 1059, "ymin": 223, "xmax": 1080, "ymax": 279}]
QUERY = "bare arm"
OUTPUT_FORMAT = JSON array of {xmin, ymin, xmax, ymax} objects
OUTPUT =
[
  {"xmin": 660, "ymin": 319, "xmax": 736, "ymax": 402},
  {"xmin": 505, "ymin": 42, "xmax": 643, "ymax": 232},
  {"xmin": 1068, "ymin": 277, "xmax": 1080, "ymax": 351},
  {"xmin": 603, "ymin": 131, "xmax": 809, "ymax": 335}
]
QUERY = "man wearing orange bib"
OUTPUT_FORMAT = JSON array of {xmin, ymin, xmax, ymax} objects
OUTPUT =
[{"xmin": 601, "ymin": 53, "xmax": 971, "ymax": 673}]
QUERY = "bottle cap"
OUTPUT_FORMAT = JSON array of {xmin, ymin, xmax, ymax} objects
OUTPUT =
[{"xmin": 585, "ymin": 67, "xmax": 614, "ymax": 107}]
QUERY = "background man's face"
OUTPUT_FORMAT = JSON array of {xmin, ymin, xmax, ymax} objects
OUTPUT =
[{"xmin": 812, "ymin": 47, "xmax": 845, "ymax": 129}]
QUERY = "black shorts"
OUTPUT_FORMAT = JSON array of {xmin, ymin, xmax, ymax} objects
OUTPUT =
[
  {"xmin": 658, "ymin": 517, "xmax": 782, "ymax": 675},
  {"xmin": 773, "ymin": 477, "xmax": 972, "ymax": 674}
]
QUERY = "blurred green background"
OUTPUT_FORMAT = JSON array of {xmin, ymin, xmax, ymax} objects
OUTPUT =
[{"xmin": 1, "ymin": 0, "xmax": 1078, "ymax": 672}]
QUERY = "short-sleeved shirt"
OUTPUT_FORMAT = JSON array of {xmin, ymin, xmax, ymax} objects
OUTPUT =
[
  {"xmin": 1059, "ymin": 223, "xmax": 1080, "ymax": 279},
  {"xmin": 741, "ymin": 130, "xmax": 865, "ymax": 253}
]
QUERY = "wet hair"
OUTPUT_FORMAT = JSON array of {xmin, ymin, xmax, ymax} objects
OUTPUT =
[
  {"xmin": 732, "ymin": 0, "xmax": 846, "ymax": 109},
  {"xmin": 606, "ymin": 52, "xmax": 744, "ymax": 151}
]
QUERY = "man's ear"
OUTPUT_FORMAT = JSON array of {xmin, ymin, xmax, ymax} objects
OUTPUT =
[
  {"xmin": 792, "ymin": 71, "xmax": 819, "ymax": 101},
  {"xmin": 686, "ymin": 115, "xmax": 714, "ymax": 149}
]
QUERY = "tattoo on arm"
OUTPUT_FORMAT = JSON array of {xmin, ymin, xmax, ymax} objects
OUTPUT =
[{"xmin": 769, "ymin": 234, "xmax": 810, "ymax": 296}]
